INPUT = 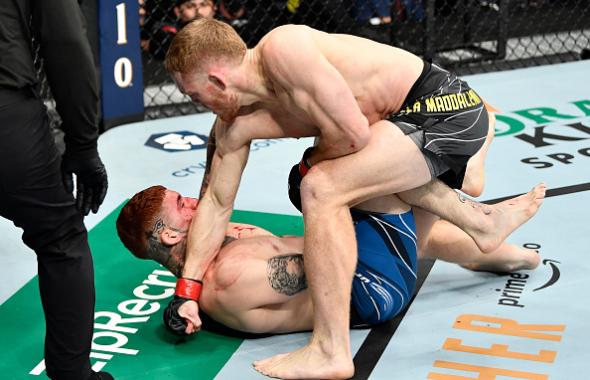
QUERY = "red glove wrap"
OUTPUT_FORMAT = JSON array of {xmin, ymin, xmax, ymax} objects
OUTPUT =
[
  {"xmin": 175, "ymin": 278, "xmax": 203, "ymax": 301},
  {"xmin": 298, "ymin": 147, "xmax": 313, "ymax": 177}
]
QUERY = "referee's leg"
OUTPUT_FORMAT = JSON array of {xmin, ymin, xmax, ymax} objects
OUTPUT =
[{"xmin": 0, "ymin": 96, "xmax": 95, "ymax": 380}]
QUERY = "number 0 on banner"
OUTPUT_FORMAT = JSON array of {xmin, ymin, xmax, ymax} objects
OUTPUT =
[{"xmin": 98, "ymin": 0, "xmax": 144, "ymax": 129}]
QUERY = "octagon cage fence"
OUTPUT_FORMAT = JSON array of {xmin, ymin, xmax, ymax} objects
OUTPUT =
[{"xmin": 40, "ymin": 0, "xmax": 590, "ymax": 134}]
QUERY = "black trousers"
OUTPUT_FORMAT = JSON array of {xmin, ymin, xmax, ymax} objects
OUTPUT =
[{"xmin": 0, "ymin": 91, "xmax": 94, "ymax": 380}]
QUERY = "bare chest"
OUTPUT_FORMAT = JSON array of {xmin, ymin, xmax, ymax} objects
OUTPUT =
[{"xmin": 267, "ymin": 94, "xmax": 319, "ymax": 138}]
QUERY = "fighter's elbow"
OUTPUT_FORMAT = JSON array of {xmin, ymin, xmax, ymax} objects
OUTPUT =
[{"xmin": 345, "ymin": 118, "xmax": 370, "ymax": 153}]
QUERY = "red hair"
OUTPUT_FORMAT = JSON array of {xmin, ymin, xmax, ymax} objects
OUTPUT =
[
  {"xmin": 165, "ymin": 17, "xmax": 246, "ymax": 74},
  {"xmin": 116, "ymin": 185, "xmax": 166, "ymax": 259}
]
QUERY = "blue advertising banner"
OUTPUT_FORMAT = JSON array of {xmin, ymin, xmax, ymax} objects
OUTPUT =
[{"xmin": 98, "ymin": 0, "xmax": 144, "ymax": 129}]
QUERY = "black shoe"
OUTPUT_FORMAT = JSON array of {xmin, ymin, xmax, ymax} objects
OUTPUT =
[{"xmin": 87, "ymin": 371, "xmax": 114, "ymax": 380}]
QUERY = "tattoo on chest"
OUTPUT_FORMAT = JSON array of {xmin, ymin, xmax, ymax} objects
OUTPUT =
[{"xmin": 267, "ymin": 254, "xmax": 307, "ymax": 296}]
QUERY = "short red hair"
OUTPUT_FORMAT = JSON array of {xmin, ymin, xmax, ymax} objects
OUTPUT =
[
  {"xmin": 116, "ymin": 185, "xmax": 166, "ymax": 259},
  {"xmin": 165, "ymin": 17, "xmax": 247, "ymax": 74}
]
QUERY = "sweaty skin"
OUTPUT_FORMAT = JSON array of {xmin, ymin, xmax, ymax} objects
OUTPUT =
[
  {"xmin": 171, "ymin": 23, "xmax": 545, "ymax": 380},
  {"xmin": 149, "ymin": 190, "xmax": 539, "ymax": 336},
  {"xmin": 200, "ymin": 234, "xmax": 313, "ymax": 334}
]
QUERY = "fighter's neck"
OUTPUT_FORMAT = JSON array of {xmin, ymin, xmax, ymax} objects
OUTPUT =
[{"xmin": 233, "ymin": 49, "xmax": 274, "ymax": 106}]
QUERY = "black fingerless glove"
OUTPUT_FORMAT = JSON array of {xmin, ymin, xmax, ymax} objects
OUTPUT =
[{"xmin": 163, "ymin": 296, "xmax": 190, "ymax": 336}]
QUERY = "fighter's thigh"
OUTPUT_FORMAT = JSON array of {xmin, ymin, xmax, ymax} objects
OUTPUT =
[{"xmin": 302, "ymin": 120, "xmax": 431, "ymax": 208}]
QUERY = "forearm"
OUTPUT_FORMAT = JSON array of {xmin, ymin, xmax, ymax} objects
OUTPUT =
[
  {"xmin": 182, "ymin": 197, "xmax": 233, "ymax": 280},
  {"xmin": 185, "ymin": 140, "xmax": 250, "ymax": 279},
  {"xmin": 307, "ymin": 119, "xmax": 370, "ymax": 166},
  {"xmin": 307, "ymin": 138, "xmax": 356, "ymax": 165}
]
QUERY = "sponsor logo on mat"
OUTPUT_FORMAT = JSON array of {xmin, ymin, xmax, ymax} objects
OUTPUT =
[
  {"xmin": 495, "ymin": 243, "xmax": 561, "ymax": 309},
  {"xmin": 429, "ymin": 314, "xmax": 566, "ymax": 379},
  {"xmin": 494, "ymin": 99, "xmax": 590, "ymax": 169},
  {"xmin": 145, "ymin": 131, "xmax": 209, "ymax": 152},
  {"xmin": 533, "ymin": 259, "xmax": 561, "ymax": 292},
  {"xmin": 170, "ymin": 139, "xmax": 287, "ymax": 178}
]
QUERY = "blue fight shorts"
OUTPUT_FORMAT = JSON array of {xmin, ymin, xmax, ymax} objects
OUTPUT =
[{"xmin": 350, "ymin": 208, "xmax": 418, "ymax": 327}]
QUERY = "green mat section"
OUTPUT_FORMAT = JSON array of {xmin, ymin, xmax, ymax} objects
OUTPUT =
[{"xmin": 0, "ymin": 203, "xmax": 303, "ymax": 379}]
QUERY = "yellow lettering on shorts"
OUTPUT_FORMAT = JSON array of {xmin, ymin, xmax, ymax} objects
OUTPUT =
[
  {"xmin": 441, "ymin": 95, "xmax": 453, "ymax": 111},
  {"xmin": 448, "ymin": 94, "xmax": 460, "ymax": 110},
  {"xmin": 457, "ymin": 93, "xmax": 468, "ymax": 109},
  {"xmin": 426, "ymin": 97, "xmax": 437, "ymax": 112},
  {"xmin": 468, "ymin": 90, "xmax": 482, "ymax": 106},
  {"xmin": 413, "ymin": 101, "xmax": 421, "ymax": 113},
  {"xmin": 435, "ymin": 97, "xmax": 445, "ymax": 112}
]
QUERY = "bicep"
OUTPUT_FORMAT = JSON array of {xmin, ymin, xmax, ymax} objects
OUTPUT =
[{"xmin": 265, "ymin": 33, "xmax": 368, "ymax": 144}]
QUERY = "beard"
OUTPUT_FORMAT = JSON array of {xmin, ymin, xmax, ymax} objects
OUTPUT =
[
  {"xmin": 217, "ymin": 97, "xmax": 240, "ymax": 123},
  {"xmin": 207, "ymin": 88, "xmax": 239, "ymax": 123}
]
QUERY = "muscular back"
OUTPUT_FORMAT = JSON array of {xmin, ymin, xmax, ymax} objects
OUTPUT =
[
  {"xmin": 199, "ymin": 234, "xmax": 312, "ymax": 333},
  {"xmin": 259, "ymin": 25, "xmax": 424, "ymax": 124}
]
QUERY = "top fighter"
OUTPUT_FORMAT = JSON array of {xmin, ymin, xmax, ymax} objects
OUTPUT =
[{"xmin": 164, "ymin": 18, "xmax": 545, "ymax": 379}]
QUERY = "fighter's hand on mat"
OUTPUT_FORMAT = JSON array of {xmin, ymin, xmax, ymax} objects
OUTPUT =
[
  {"xmin": 61, "ymin": 151, "xmax": 108, "ymax": 216},
  {"xmin": 178, "ymin": 300, "xmax": 202, "ymax": 334},
  {"xmin": 288, "ymin": 147, "xmax": 314, "ymax": 212},
  {"xmin": 164, "ymin": 278, "xmax": 203, "ymax": 335},
  {"xmin": 163, "ymin": 297, "xmax": 198, "ymax": 335}
]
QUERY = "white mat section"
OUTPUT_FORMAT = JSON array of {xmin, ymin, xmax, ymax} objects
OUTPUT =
[{"xmin": 370, "ymin": 191, "xmax": 590, "ymax": 379}]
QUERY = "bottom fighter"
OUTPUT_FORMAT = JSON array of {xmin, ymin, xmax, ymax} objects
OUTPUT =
[{"xmin": 116, "ymin": 185, "xmax": 540, "ymax": 335}]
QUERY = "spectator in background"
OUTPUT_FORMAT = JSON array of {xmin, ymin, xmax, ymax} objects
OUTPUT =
[
  {"xmin": 217, "ymin": 0, "xmax": 285, "ymax": 46},
  {"xmin": 218, "ymin": 0, "xmax": 247, "ymax": 23},
  {"xmin": 139, "ymin": 0, "xmax": 151, "ymax": 53},
  {"xmin": 353, "ymin": 0, "xmax": 392, "ymax": 24},
  {"xmin": 401, "ymin": 0, "xmax": 424, "ymax": 22},
  {"xmin": 148, "ymin": 0, "xmax": 217, "ymax": 60}
]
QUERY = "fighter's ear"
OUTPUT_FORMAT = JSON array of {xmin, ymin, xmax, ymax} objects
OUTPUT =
[
  {"xmin": 208, "ymin": 73, "xmax": 226, "ymax": 91},
  {"xmin": 160, "ymin": 228, "xmax": 185, "ymax": 246}
]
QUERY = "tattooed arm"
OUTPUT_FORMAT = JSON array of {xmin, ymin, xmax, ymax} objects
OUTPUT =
[
  {"xmin": 199, "ymin": 236, "xmax": 314, "ymax": 334},
  {"xmin": 249, "ymin": 253, "xmax": 313, "ymax": 333},
  {"xmin": 267, "ymin": 254, "xmax": 307, "ymax": 296}
]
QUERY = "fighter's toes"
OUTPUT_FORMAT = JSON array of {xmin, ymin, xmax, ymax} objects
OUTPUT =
[{"xmin": 253, "ymin": 353, "xmax": 287, "ymax": 371}]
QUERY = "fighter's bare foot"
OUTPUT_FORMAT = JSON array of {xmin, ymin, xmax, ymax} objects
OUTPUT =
[
  {"xmin": 467, "ymin": 183, "xmax": 546, "ymax": 253},
  {"xmin": 461, "ymin": 244, "xmax": 541, "ymax": 273},
  {"xmin": 253, "ymin": 342, "xmax": 354, "ymax": 379}
]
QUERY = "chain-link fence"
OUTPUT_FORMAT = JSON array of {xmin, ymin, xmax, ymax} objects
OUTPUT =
[
  {"xmin": 40, "ymin": 0, "xmax": 590, "ymax": 127},
  {"xmin": 140, "ymin": 0, "xmax": 589, "ymax": 119}
]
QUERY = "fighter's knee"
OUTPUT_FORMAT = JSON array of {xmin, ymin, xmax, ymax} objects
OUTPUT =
[{"xmin": 299, "ymin": 168, "xmax": 342, "ymax": 210}]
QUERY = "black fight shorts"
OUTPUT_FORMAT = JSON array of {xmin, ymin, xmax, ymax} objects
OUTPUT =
[{"xmin": 387, "ymin": 61, "xmax": 489, "ymax": 189}]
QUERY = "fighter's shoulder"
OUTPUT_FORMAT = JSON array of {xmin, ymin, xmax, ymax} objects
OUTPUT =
[{"xmin": 259, "ymin": 25, "xmax": 313, "ymax": 58}]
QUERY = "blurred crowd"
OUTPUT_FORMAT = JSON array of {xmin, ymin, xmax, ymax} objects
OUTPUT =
[
  {"xmin": 137, "ymin": 0, "xmax": 566, "ymax": 62},
  {"xmin": 138, "ymin": 0, "xmax": 429, "ymax": 61}
]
